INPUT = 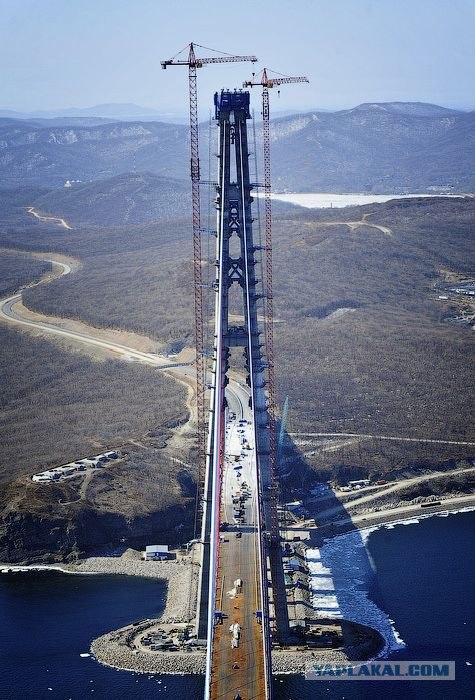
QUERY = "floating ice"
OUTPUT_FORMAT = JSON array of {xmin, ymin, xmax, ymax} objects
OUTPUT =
[
  {"xmin": 261, "ymin": 192, "xmax": 464, "ymax": 209},
  {"xmin": 307, "ymin": 531, "xmax": 406, "ymax": 656},
  {"xmin": 311, "ymin": 575, "xmax": 335, "ymax": 591}
]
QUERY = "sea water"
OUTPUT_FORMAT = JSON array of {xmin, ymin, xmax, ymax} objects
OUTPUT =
[{"xmin": 1, "ymin": 510, "xmax": 473, "ymax": 699}]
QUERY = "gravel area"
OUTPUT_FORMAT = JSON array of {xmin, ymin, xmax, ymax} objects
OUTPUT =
[
  {"xmin": 91, "ymin": 627, "xmax": 353, "ymax": 676},
  {"xmin": 69, "ymin": 548, "xmax": 206, "ymax": 673},
  {"xmin": 272, "ymin": 648, "xmax": 351, "ymax": 674},
  {"xmin": 91, "ymin": 628, "xmax": 206, "ymax": 675}
]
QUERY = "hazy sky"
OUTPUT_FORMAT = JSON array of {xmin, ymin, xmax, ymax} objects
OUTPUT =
[{"xmin": 1, "ymin": 0, "xmax": 474, "ymax": 114}]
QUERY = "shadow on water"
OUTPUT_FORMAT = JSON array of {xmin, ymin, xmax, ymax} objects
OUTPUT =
[
  {"xmin": 273, "ymin": 435, "xmax": 475, "ymax": 699},
  {"xmin": 277, "ymin": 431, "xmax": 403, "ymax": 661}
]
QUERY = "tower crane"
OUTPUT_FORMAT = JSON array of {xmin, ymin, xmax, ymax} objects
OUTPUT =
[
  {"xmin": 161, "ymin": 44, "xmax": 257, "ymax": 537},
  {"xmin": 243, "ymin": 68, "xmax": 309, "ymax": 545}
]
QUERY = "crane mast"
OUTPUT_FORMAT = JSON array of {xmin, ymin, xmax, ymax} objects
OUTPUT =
[
  {"xmin": 161, "ymin": 44, "xmax": 257, "ymax": 537},
  {"xmin": 243, "ymin": 68, "xmax": 309, "ymax": 546}
]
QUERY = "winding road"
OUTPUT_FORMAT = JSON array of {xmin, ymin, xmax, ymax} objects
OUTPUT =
[
  {"xmin": 0, "ymin": 254, "xmax": 193, "ymax": 372},
  {"xmin": 26, "ymin": 207, "xmax": 73, "ymax": 230}
]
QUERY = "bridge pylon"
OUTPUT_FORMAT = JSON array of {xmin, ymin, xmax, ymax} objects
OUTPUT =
[{"xmin": 197, "ymin": 89, "xmax": 289, "ymax": 700}]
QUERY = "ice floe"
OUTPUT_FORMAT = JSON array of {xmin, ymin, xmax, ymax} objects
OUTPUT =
[{"xmin": 307, "ymin": 533, "xmax": 406, "ymax": 656}]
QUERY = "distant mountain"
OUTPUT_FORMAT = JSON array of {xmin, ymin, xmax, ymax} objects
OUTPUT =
[
  {"xmin": 1, "ymin": 102, "xmax": 473, "ymax": 192},
  {"xmin": 349, "ymin": 102, "xmax": 461, "ymax": 117},
  {"xmin": 0, "ymin": 115, "xmax": 115, "ymax": 127},
  {"xmin": 0, "ymin": 120, "xmax": 188, "ymax": 187},
  {"xmin": 267, "ymin": 103, "xmax": 475, "ymax": 192},
  {"xmin": 31, "ymin": 172, "xmax": 190, "ymax": 226},
  {"xmin": 0, "ymin": 103, "xmax": 187, "ymax": 123}
]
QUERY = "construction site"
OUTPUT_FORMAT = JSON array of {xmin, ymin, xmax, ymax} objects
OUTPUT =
[{"xmin": 161, "ymin": 42, "xmax": 316, "ymax": 700}]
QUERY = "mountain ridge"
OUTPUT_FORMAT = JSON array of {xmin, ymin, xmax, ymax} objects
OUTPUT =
[{"xmin": 1, "ymin": 101, "xmax": 473, "ymax": 192}]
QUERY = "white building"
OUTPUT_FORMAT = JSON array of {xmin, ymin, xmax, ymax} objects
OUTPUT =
[
  {"xmin": 348, "ymin": 479, "xmax": 371, "ymax": 487},
  {"xmin": 32, "ymin": 472, "xmax": 55, "ymax": 482},
  {"xmin": 144, "ymin": 545, "xmax": 170, "ymax": 561}
]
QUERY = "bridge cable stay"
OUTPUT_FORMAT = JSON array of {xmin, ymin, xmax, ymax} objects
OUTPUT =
[{"xmin": 238, "ymin": 116, "xmax": 273, "ymax": 700}]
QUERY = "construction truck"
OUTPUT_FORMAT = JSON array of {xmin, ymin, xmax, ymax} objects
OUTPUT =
[{"xmin": 230, "ymin": 622, "xmax": 241, "ymax": 648}]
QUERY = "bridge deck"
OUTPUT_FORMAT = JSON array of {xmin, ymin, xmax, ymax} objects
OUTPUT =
[{"xmin": 210, "ymin": 399, "xmax": 266, "ymax": 700}]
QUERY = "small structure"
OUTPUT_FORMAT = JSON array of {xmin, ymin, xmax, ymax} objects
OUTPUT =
[
  {"xmin": 144, "ymin": 545, "xmax": 170, "ymax": 561},
  {"xmin": 348, "ymin": 479, "xmax": 370, "ymax": 488},
  {"xmin": 31, "ymin": 450, "xmax": 122, "ymax": 484},
  {"xmin": 32, "ymin": 472, "xmax": 56, "ymax": 482}
]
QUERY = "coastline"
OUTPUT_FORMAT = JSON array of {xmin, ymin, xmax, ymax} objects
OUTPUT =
[
  {"xmin": 1, "ymin": 504, "xmax": 473, "ymax": 677},
  {"xmin": 358, "ymin": 502, "xmax": 475, "ymax": 542},
  {"xmin": 305, "ymin": 503, "xmax": 475, "ymax": 663},
  {"xmin": 2, "ymin": 495, "xmax": 472, "ymax": 575},
  {"xmin": 1, "ymin": 548, "xmax": 201, "ymax": 625},
  {"xmin": 312, "ymin": 493, "xmax": 475, "ymax": 541},
  {"xmin": 0, "ymin": 547, "xmax": 384, "ymax": 675}
]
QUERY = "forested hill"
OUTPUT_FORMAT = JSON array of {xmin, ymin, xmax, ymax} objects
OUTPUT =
[
  {"xmin": 267, "ymin": 103, "xmax": 475, "ymax": 192},
  {"xmin": 0, "ymin": 101, "xmax": 473, "ymax": 192},
  {"xmin": 0, "ymin": 119, "xmax": 189, "ymax": 187},
  {"xmin": 32, "ymin": 172, "xmax": 190, "ymax": 226}
]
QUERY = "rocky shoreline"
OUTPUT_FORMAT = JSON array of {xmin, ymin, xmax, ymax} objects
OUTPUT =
[
  {"xmin": 5, "ymin": 506, "xmax": 469, "ymax": 676},
  {"xmin": 91, "ymin": 620, "xmax": 383, "ymax": 676},
  {"xmin": 82, "ymin": 546, "xmax": 384, "ymax": 676}
]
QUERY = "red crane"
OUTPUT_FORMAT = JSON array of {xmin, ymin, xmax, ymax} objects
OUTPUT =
[
  {"xmin": 161, "ymin": 43, "xmax": 257, "ymax": 537},
  {"xmin": 243, "ymin": 68, "xmax": 309, "ymax": 544}
]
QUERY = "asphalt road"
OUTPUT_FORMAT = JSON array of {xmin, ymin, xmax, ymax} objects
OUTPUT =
[
  {"xmin": 0, "ymin": 257, "xmax": 193, "ymax": 371},
  {"xmin": 316, "ymin": 465, "xmax": 475, "ymax": 522},
  {"xmin": 210, "ymin": 388, "xmax": 266, "ymax": 700}
]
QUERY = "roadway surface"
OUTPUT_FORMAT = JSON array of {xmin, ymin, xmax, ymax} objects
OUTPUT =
[
  {"xmin": 0, "ymin": 258, "xmax": 192, "ymax": 371},
  {"xmin": 316, "ymin": 494, "xmax": 475, "ymax": 538},
  {"xmin": 210, "ymin": 388, "xmax": 265, "ymax": 700}
]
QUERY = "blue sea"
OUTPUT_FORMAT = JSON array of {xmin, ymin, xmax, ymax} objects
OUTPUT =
[{"xmin": 1, "ymin": 510, "xmax": 473, "ymax": 699}]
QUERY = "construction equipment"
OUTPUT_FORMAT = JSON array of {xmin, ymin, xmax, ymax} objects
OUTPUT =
[
  {"xmin": 243, "ymin": 68, "xmax": 308, "ymax": 546},
  {"xmin": 230, "ymin": 622, "xmax": 241, "ymax": 648},
  {"xmin": 161, "ymin": 44, "xmax": 257, "ymax": 538}
]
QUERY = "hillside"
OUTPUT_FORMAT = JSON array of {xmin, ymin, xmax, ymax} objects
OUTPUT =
[
  {"xmin": 9, "ymin": 195, "xmax": 474, "ymax": 475},
  {"xmin": 0, "ymin": 119, "xmax": 188, "ymax": 187},
  {"xmin": 0, "ymin": 193, "xmax": 473, "ymax": 560},
  {"xmin": 0, "ymin": 325, "xmax": 191, "ymax": 562},
  {"xmin": 267, "ymin": 105, "xmax": 475, "ymax": 192},
  {"xmin": 1, "ymin": 102, "xmax": 474, "ymax": 192},
  {"xmin": 32, "ymin": 173, "xmax": 190, "ymax": 226}
]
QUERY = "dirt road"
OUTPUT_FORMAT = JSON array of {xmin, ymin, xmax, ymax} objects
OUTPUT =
[{"xmin": 26, "ymin": 206, "xmax": 73, "ymax": 230}]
